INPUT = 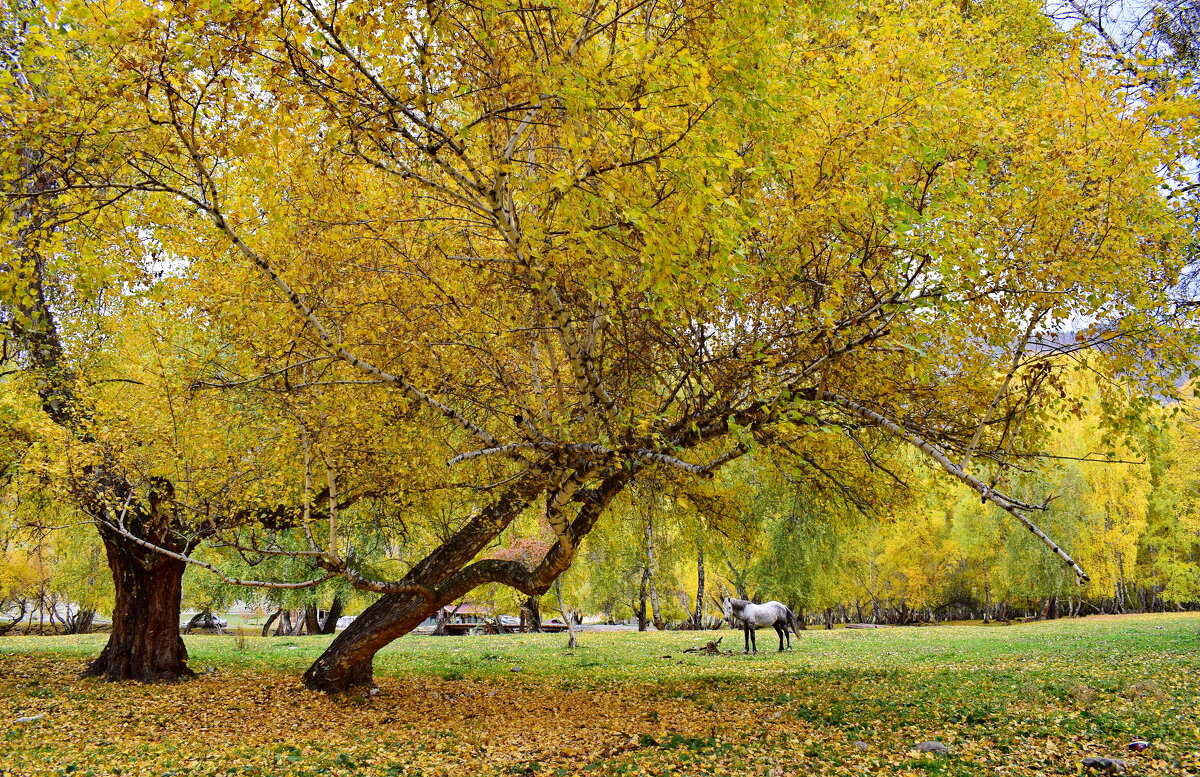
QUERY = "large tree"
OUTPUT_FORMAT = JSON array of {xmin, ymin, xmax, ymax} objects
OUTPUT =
[{"xmin": 6, "ymin": 0, "xmax": 1198, "ymax": 690}]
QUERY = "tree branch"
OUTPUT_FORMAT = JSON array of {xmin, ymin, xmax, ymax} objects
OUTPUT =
[{"xmin": 825, "ymin": 393, "xmax": 1091, "ymax": 583}]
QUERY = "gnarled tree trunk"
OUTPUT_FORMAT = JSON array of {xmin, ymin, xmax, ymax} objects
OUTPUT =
[
  {"xmin": 84, "ymin": 528, "xmax": 193, "ymax": 683},
  {"xmin": 303, "ymin": 591, "xmax": 436, "ymax": 691}
]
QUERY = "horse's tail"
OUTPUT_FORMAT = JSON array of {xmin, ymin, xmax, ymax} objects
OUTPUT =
[{"xmin": 787, "ymin": 607, "xmax": 802, "ymax": 638}]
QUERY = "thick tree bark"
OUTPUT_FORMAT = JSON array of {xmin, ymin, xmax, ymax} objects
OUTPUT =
[
  {"xmin": 693, "ymin": 543, "xmax": 705, "ymax": 630},
  {"xmin": 67, "ymin": 607, "xmax": 95, "ymax": 635},
  {"xmin": 303, "ymin": 591, "xmax": 434, "ymax": 691},
  {"xmin": 83, "ymin": 530, "xmax": 193, "ymax": 683},
  {"xmin": 432, "ymin": 603, "xmax": 462, "ymax": 636}
]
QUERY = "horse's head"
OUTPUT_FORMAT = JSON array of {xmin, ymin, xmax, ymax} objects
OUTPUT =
[{"xmin": 721, "ymin": 597, "xmax": 733, "ymax": 621}]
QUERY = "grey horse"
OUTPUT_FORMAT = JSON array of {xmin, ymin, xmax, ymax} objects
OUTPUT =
[{"xmin": 722, "ymin": 597, "xmax": 802, "ymax": 653}]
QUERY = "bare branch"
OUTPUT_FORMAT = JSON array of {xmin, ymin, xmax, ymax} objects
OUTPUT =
[
  {"xmin": 961, "ymin": 309, "xmax": 1044, "ymax": 471},
  {"xmin": 825, "ymin": 393, "xmax": 1091, "ymax": 583}
]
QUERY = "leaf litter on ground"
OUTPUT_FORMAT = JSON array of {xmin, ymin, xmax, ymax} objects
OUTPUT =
[{"xmin": 0, "ymin": 613, "xmax": 1197, "ymax": 776}]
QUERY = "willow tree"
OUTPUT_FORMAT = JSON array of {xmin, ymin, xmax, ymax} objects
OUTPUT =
[{"xmin": 7, "ymin": 0, "xmax": 1197, "ymax": 690}]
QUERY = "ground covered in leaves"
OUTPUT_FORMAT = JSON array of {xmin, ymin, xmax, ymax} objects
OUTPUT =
[{"xmin": 1, "ymin": 614, "xmax": 1197, "ymax": 776}]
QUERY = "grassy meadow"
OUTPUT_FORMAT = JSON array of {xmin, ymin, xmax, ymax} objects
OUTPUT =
[{"xmin": 0, "ymin": 614, "xmax": 1197, "ymax": 776}]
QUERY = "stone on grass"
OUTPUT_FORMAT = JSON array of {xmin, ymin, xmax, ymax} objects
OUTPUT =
[
  {"xmin": 914, "ymin": 741, "xmax": 950, "ymax": 755},
  {"xmin": 854, "ymin": 741, "xmax": 869, "ymax": 751},
  {"xmin": 510, "ymin": 665, "xmax": 523, "ymax": 673},
  {"xmin": 1081, "ymin": 757, "xmax": 1128, "ymax": 774},
  {"xmin": 14, "ymin": 715, "xmax": 43, "ymax": 724}
]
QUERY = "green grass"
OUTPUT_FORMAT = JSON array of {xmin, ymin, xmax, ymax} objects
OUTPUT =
[
  {"xmin": 1, "ymin": 613, "xmax": 1198, "ymax": 776},
  {"xmin": 11, "ymin": 612, "xmax": 1195, "ymax": 682}
]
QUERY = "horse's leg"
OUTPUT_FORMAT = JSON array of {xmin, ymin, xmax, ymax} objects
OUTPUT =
[
  {"xmin": 743, "ymin": 625, "xmax": 750, "ymax": 654},
  {"xmin": 775, "ymin": 623, "xmax": 785, "ymax": 652},
  {"xmin": 750, "ymin": 626, "xmax": 758, "ymax": 654}
]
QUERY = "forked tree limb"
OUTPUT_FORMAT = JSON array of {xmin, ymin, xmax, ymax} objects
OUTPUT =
[{"xmin": 825, "ymin": 393, "xmax": 1091, "ymax": 583}]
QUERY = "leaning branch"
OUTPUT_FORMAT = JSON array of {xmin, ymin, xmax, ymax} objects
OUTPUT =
[
  {"xmin": 825, "ymin": 393, "xmax": 1091, "ymax": 583},
  {"xmin": 94, "ymin": 517, "xmax": 339, "ymax": 590}
]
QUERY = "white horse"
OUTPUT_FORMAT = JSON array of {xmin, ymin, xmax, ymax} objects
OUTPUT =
[{"xmin": 722, "ymin": 597, "xmax": 801, "ymax": 653}]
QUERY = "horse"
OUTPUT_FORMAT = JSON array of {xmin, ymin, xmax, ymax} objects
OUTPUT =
[{"xmin": 722, "ymin": 597, "xmax": 802, "ymax": 653}]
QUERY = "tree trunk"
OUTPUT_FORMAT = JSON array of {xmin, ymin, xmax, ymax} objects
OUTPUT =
[
  {"xmin": 648, "ymin": 582, "xmax": 663, "ymax": 630},
  {"xmin": 303, "ymin": 592, "xmax": 436, "ymax": 692},
  {"xmin": 302, "ymin": 467, "xmax": 633, "ymax": 692},
  {"xmin": 693, "ymin": 542, "xmax": 705, "ymax": 630},
  {"xmin": 276, "ymin": 609, "xmax": 292, "ymax": 636},
  {"xmin": 637, "ymin": 559, "xmax": 650, "ymax": 631},
  {"xmin": 644, "ymin": 521, "xmax": 664, "ymax": 631},
  {"xmin": 320, "ymin": 595, "xmax": 344, "ymax": 634},
  {"xmin": 724, "ymin": 558, "xmax": 750, "ymax": 600},
  {"xmin": 433, "ymin": 603, "xmax": 462, "ymax": 636},
  {"xmin": 83, "ymin": 534, "xmax": 193, "ymax": 683},
  {"xmin": 554, "ymin": 578, "xmax": 577, "ymax": 650},
  {"xmin": 67, "ymin": 606, "xmax": 96, "ymax": 635},
  {"xmin": 523, "ymin": 596, "xmax": 543, "ymax": 633},
  {"xmin": 0, "ymin": 600, "xmax": 28, "ymax": 636},
  {"xmin": 824, "ymin": 607, "xmax": 834, "ymax": 630},
  {"xmin": 304, "ymin": 604, "xmax": 321, "ymax": 635},
  {"xmin": 262, "ymin": 608, "xmax": 282, "ymax": 637}
]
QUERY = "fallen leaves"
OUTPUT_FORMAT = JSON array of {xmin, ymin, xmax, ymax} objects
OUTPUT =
[{"xmin": 0, "ymin": 614, "xmax": 1198, "ymax": 776}]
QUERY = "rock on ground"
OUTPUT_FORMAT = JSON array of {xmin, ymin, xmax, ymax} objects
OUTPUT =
[
  {"xmin": 1081, "ymin": 757, "xmax": 1128, "ymax": 774},
  {"xmin": 914, "ymin": 741, "xmax": 950, "ymax": 754}
]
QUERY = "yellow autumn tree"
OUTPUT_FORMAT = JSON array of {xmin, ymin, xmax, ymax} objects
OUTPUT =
[{"xmin": 3, "ymin": 0, "xmax": 1197, "ymax": 688}]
